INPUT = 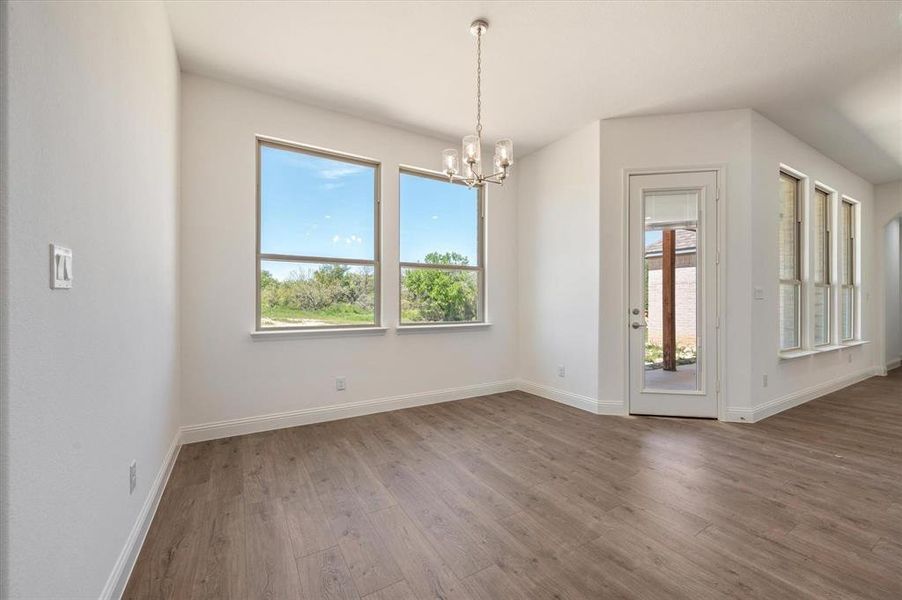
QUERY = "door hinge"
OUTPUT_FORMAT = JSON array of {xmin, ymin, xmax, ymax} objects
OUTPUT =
[
  {"xmin": 715, "ymin": 317, "xmax": 721, "ymax": 329},
  {"xmin": 716, "ymin": 187, "xmax": 721, "ymax": 201},
  {"xmin": 715, "ymin": 250, "xmax": 720, "ymax": 265}
]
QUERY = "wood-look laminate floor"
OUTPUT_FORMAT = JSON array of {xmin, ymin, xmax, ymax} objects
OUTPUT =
[{"xmin": 125, "ymin": 369, "xmax": 902, "ymax": 599}]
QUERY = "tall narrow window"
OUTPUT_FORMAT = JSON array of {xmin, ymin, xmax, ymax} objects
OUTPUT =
[
  {"xmin": 840, "ymin": 199, "xmax": 856, "ymax": 341},
  {"xmin": 779, "ymin": 171, "xmax": 802, "ymax": 351},
  {"xmin": 256, "ymin": 140, "xmax": 380, "ymax": 330},
  {"xmin": 813, "ymin": 188, "xmax": 831, "ymax": 346},
  {"xmin": 399, "ymin": 169, "xmax": 484, "ymax": 325}
]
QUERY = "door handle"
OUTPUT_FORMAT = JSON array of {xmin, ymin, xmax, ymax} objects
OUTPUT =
[{"xmin": 631, "ymin": 322, "xmax": 645, "ymax": 329}]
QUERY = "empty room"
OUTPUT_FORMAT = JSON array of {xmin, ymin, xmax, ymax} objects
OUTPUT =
[{"xmin": 2, "ymin": 1, "xmax": 902, "ymax": 598}]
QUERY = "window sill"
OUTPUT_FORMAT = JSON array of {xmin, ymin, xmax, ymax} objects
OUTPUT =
[
  {"xmin": 814, "ymin": 344, "xmax": 844, "ymax": 353},
  {"xmin": 396, "ymin": 322, "xmax": 491, "ymax": 334},
  {"xmin": 840, "ymin": 339, "xmax": 870, "ymax": 348},
  {"xmin": 779, "ymin": 349, "xmax": 819, "ymax": 361},
  {"xmin": 779, "ymin": 340, "xmax": 870, "ymax": 360},
  {"xmin": 250, "ymin": 327, "xmax": 388, "ymax": 340}
]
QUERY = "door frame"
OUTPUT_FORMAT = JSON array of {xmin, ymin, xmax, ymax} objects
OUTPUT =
[{"xmin": 622, "ymin": 165, "xmax": 728, "ymax": 420}]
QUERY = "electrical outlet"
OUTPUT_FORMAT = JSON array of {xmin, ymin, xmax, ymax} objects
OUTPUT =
[
  {"xmin": 129, "ymin": 460, "xmax": 137, "ymax": 495},
  {"xmin": 336, "ymin": 376, "xmax": 347, "ymax": 391},
  {"xmin": 762, "ymin": 374, "xmax": 768, "ymax": 388},
  {"xmin": 557, "ymin": 365, "xmax": 566, "ymax": 378}
]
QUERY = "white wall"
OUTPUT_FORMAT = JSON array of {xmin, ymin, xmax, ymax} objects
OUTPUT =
[
  {"xmin": 517, "ymin": 122, "xmax": 600, "ymax": 407},
  {"xmin": 1, "ymin": 2, "xmax": 180, "ymax": 598},
  {"xmin": 518, "ymin": 109, "xmax": 885, "ymax": 420},
  {"xmin": 749, "ymin": 112, "xmax": 878, "ymax": 410},
  {"xmin": 884, "ymin": 218, "xmax": 902, "ymax": 368},
  {"xmin": 876, "ymin": 181, "xmax": 902, "ymax": 369},
  {"xmin": 876, "ymin": 180, "xmax": 902, "ymax": 223},
  {"xmin": 179, "ymin": 74, "xmax": 518, "ymax": 429},
  {"xmin": 598, "ymin": 110, "xmax": 754, "ymax": 413}
]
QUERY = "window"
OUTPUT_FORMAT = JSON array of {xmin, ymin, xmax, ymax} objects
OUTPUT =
[
  {"xmin": 256, "ymin": 139, "xmax": 379, "ymax": 330},
  {"xmin": 813, "ymin": 188, "xmax": 831, "ymax": 346},
  {"xmin": 839, "ymin": 198, "xmax": 857, "ymax": 341},
  {"xmin": 399, "ymin": 169, "xmax": 484, "ymax": 324},
  {"xmin": 778, "ymin": 171, "xmax": 802, "ymax": 351}
]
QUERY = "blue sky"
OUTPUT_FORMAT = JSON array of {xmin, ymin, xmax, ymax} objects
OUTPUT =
[
  {"xmin": 260, "ymin": 145, "xmax": 477, "ymax": 280},
  {"xmin": 645, "ymin": 230, "xmax": 663, "ymax": 245},
  {"xmin": 399, "ymin": 172, "xmax": 477, "ymax": 266}
]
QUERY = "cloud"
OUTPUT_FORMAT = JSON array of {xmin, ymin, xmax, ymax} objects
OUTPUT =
[
  {"xmin": 318, "ymin": 165, "xmax": 363, "ymax": 180},
  {"xmin": 266, "ymin": 147, "xmax": 366, "ymax": 181},
  {"xmin": 332, "ymin": 234, "xmax": 365, "ymax": 245},
  {"xmin": 431, "ymin": 215, "xmax": 439, "ymax": 220},
  {"xmin": 320, "ymin": 182, "xmax": 345, "ymax": 191}
]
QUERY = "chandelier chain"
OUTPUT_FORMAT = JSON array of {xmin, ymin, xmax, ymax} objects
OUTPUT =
[
  {"xmin": 475, "ymin": 28, "xmax": 482, "ymax": 136},
  {"xmin": 442, "ymin": 19, "xmax": 510, "ymax": 187}
]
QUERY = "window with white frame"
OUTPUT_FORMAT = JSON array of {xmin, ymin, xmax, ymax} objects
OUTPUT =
[
  {"xmin": 812, "ymin": 187, "xmax": 831, "ymax": 346},
  {"xmin": 779, "ymin": 171, "xmax": 802, "ymax": 351},
  {"xmin": 399, "ymin": 169, "xmax": 484, "ymax": 325},
  {"xmin": 256, "ymin": 139, "xmax": 380, "ymax": 330},
  {"xmin": 839, "ymin": 198, "xmax": 857, "ymax": 341}
]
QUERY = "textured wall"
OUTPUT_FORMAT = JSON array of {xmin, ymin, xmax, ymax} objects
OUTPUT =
[{"xmin": 2, "ymin": 2, "xmax": 180, "ymax": 596}]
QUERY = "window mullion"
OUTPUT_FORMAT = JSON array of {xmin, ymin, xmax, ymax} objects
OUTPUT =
[{"xmin": 256, "ymin": 139, "xmax": 380, "ymax": 330}]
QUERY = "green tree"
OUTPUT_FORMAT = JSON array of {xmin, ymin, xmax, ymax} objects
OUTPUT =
[
  {"xmin": 260, "ymin": 269, "xmax": 277, "ymax": 289},
  {"xmin": 403, "ymin": 252, "xmax": 477, "ymax": 322},
  {"xmin": 260, "ymin": 269, "xmax": 278, "ymax": 309}
]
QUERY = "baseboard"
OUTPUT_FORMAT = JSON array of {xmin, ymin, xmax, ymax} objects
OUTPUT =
[
  {"xmin": 100, "ymin": 431, "xmax": 182, "ymax": 600},
  {"xmin": 887, "ymin": 357, "xmax": 901, "ymax": 372},
  {"xmin": 516, "ymin": 379, "xmax": 624, "ymax": 415},
  {"xmin": 180, "ymin": 379, "xmax": 518, "ymax": 443},
  {"xmin": 725, "ymin": 367, "xmax": 880, "ymax": 424}
]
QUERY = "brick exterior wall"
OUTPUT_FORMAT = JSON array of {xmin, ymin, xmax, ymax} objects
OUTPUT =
[{"xmin": 646, "ymin": 253, "xmax": 697, "ymax": 347}]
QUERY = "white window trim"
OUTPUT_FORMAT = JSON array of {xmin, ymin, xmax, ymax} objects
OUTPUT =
[
  {"xmin": 397, "ymin": 166, "xmax": 486, "ymax": 327},
  {"xmin": 778, "ymin": 166, "xmax": 806, "ymax": 354},
  {"xmin": 812, "ymin": 183, "xmax": 835, "ymax": 348},
  {"xmin": 839, "ymin": 195, "xmax": 860, "ymax": 343},
  {"xmin": 251, "ymin": 327, "xmax": 389, "ymax": 340},
  {"xmin": 255, "ymin": 136, "xmax": 382, "ymax": 332},
  {"xmin": 395, "ymin": 322, "xmax": 492, "ymax": 334}
]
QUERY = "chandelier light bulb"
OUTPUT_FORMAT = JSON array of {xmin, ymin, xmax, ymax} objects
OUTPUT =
[
  {"xmin": 494, "ymin": 139, "xmax": 513, "ymax": 167},
  {"xmin": 442, "ymin": 148, "xmax": 459, "ymax": 177},
  {"xmin": 462, "ymin": 135, "xmax": 480, "ymax": 165}
]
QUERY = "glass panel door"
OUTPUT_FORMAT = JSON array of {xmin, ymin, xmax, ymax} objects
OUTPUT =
[
  {"xmin": 642, "ymin": 191, "xmax": 700, "ymax": 392},
  {"xmin": 628, "ymin": 171, "xmax": 718, "ymax": 418}
]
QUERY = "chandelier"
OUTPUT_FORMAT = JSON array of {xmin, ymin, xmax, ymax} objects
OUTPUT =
[{"xmin": 441, "ymin": 19, "xmax": 513, "ymax": 187}]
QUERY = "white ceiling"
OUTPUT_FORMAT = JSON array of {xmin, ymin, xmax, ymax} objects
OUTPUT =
[{"xmin": 165, "ymin": 1, "xmax": 902, "ymax": 184}]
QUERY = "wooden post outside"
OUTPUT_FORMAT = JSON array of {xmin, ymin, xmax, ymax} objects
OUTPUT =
[{"xmin": 662, "ymin": 229, "xmax": 677, "ymax": 371}]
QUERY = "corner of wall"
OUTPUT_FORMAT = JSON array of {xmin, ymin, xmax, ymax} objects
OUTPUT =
[{"xmin": 0, "ymin": 1, "xmax": 11, "ymax": 594}]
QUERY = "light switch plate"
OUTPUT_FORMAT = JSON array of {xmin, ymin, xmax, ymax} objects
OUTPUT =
[{"xmin": 50, "ymin": 244, "xmax": 73, "ymax": 289}]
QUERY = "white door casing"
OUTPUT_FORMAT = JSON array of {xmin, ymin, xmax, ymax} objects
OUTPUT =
[{"xmin": 628, "ymin": 171, "xmax": 718, "ymax": 418}]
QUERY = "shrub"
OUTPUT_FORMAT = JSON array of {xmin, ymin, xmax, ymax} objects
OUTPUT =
[{"xmin": 401, "ymin": 252, "xmax": 477, "ymax": 322}]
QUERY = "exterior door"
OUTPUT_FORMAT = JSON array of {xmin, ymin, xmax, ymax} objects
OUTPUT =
[{"xmin": 628, "ymin": 171, "xmax": 718, "ymax": 418}]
